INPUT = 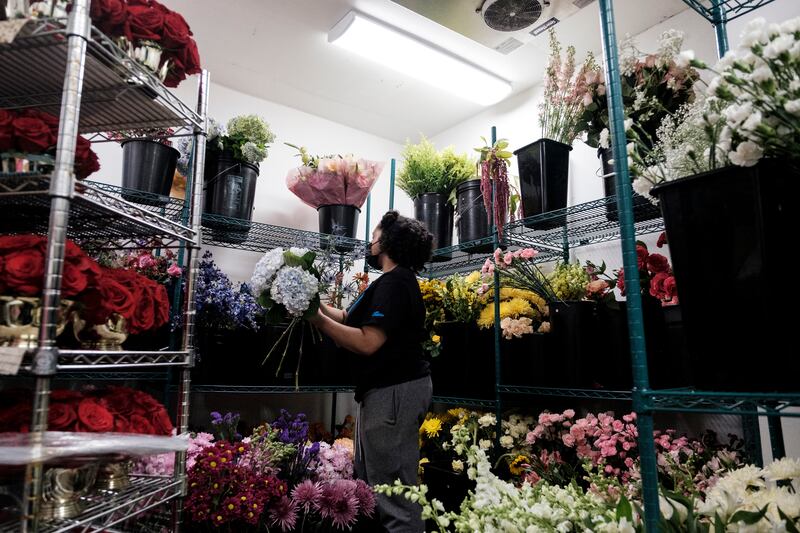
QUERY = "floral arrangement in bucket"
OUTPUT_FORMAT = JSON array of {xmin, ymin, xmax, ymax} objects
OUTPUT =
[
  {"xmin": 0, "ymin": 108, "xmax": 99, "ymax": 179},
  {"xmin": 212, "ymin": 115, "xmax": 276, "ymax": 166},
  {"xmin": 539, "ymin": 29, "xmax": 600, "ymax": 145},
  {"xmin": 628, "ymin": 17, "xmax": 800, "ymax": 200},
  {"xmin": 250, "ymin": 247, "xmax": 322, "ymax": 386},
  {"xmin": 396, "ymin": 135, "xmax": 475, "ymax": 199},
  {"xmin": 284, "ymin": 143, "xmax": 384, "ymax": 210}
]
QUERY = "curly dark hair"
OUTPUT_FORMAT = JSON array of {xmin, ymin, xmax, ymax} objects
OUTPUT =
[{"xmin": 377, "ymin": 211, "xmax": 433, "ymax": 272}]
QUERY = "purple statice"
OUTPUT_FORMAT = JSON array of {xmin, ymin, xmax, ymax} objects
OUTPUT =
[
  {"xmin": 271, "ymin": 409, "xmax": 309, "ymax": 446},
  {"xmin": 196, "ymin": 251, "xmax": 264, "ymax": 331},
  {"xmin": 291, "ymin": 479, "xmax": 322, "ymax": 513},
  {"xmin": 269, "ymin": 495, "xmax": 298, "ymax": 532},
  {"xmin": 210, "ymin": 411, "xmax": 241, "ymax": 442}
]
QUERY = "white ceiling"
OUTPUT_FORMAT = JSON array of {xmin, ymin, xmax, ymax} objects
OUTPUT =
[{"xmin": 165, "ymin": 0, "xmax": 689, "ymax": 143}]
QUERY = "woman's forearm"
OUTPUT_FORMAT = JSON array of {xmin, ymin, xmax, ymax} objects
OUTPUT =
[
  {"xmin": 319, "ymin": 302, "xmax": 346, "ymax": 323},
  {"xmin": 312, "ymin": 314, "xmax": 385, "ymax": 356}
]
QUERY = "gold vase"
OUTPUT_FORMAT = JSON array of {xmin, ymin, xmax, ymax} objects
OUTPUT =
[
  {"xmin": 40, "ymin": 463, "xmax": 99, "ymax": 520},
  {"xmin": 94, "ymin": 461, "xmax": 131, "ymax": 491},
  {"xmin": 72, "ymin": 311, "xmax": 128, "ymax": 350},
  {"xmin": 0, "ymin": 296, "xmax": 72, "ymax": 348}
]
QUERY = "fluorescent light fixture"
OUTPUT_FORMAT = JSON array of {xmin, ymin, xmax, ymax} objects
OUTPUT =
[{"xmin": 328, "ymin": 11, "xmax": 512, "ymax": 106}]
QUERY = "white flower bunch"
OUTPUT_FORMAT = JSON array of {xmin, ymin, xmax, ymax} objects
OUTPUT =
[
  {"xmin": 250, "ymin": 247, "xmax": 286, "ymax": 296},
  {"xmin": 270, "ymin": 266, "xmax": 318, "ymax": 317}
]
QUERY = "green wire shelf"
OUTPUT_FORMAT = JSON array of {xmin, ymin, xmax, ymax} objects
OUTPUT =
[
  {"xmin": 646, "ymin": 390, "xmax": 800, "ymax": 417},
  {"xmin": 499, "ymin": 385, "xmax": 633, "ymax": 401},
  {"xmin": 188, "ymin": 385, "xmax": 355, "ymax": 394},
  {"xmin": 680, "ymin": 0, "xmax": 776, "ymax": 23},
  {"xmin": 431, "ymin": 396, "xmax": 498, "ymax": 409}
]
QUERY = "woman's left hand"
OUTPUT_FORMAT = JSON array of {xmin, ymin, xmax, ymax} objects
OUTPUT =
[{"xmin": 307, "ymin": 308, "xmax": 325, "ymax": 326}]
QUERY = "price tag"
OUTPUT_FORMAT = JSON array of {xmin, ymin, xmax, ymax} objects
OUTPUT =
[{"xmin": 0, "ymin": 347, "xmax": 26, "ymax": 375}]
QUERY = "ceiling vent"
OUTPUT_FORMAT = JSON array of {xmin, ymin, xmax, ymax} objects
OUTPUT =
[{"xmin": 391, "ymin": 0, "xmax": 595, "ymax": 54}]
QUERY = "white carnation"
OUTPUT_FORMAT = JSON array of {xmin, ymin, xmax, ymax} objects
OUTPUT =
[
  {"xmin": 288, "ymin": 247, "xmax": 310, "ymax": 257},
  {"xmin": 763, "ymin": 456, "xmax": 800, "ymax": 483},
  {"xmin": 250, "ymin": 247, "xmax": 285, "ymax": 296},
  {"xmin": 270, "ymin": 266, "xmax": 319, "ymax": 317},
  {"xmin": 749, "ymin": 65, "xmax": 773, "ymax": 83},
  {"xmin": 599, "ymin": 128, "xmax": 610, "ymax": 149},
  {"xmin": 729, "ymin": 141, "xmax": 764, "ymax": 167},
  {"xmin": 784, "ymin": 99, "xmax": 800, "ymax": 115},
  {"xmin": 674, "ymin": 49, "xmax": 695, "ymax": 69},
  {"xmin": 764, "ymin": 34, "xmax": 794, "ymax": 58},
  {"xmin": 724, "ymin": 102, "xmax": 753, "ymax": 127},
  {"xmin": 499, "ymin": 435, "xmax": 514, "ymax": 449},
  {"xmin": 741, "ymin": 110, "xmax": 762, "ymax": 131},
  {"xmin": 478, "ymin": 414, "xmax": 496, "ymax": 428}
]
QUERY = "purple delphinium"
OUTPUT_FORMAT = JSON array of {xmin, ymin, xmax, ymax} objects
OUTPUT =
[
  {"xmin": 196, "ymin": 251, "xmax": 264, "ymax": 332},
  {"xmin": 272, "ymin": 409, "xmax": 309, "ymax": 446}
]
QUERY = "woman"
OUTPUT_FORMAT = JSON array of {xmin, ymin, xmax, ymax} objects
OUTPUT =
[{"xmin": 310, "ymin": 210, "xmax": 433, "ymax": 532}]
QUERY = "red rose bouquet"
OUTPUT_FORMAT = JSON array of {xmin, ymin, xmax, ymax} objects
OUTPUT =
[
  {"xmin": 615, "ymin": 233, "xmax": 678, "ymax": 306},
  {"xmin": 0, "ymin": 108, "xmax": 100, "ymax": 179},
  {"xmin": 78, "ymin": 0, "xmax": 202, "ymax": 88},
  {"xmin": 0, "ymin": 386, "xmax": 173, "ymax": 435}
]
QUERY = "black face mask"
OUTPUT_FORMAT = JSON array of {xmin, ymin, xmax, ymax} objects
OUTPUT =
[{"xmin": 366, "ymin": 252, "xmax": 382, "ymax": 271}]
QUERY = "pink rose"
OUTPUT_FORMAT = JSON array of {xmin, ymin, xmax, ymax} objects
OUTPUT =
[
  {"xmin": 167, "ymin": 263, "xmax": 182, "ymax": 277},
  {"xmin": 138, "ymin": 254, "xmax": 155, "ymax": 268},
  {"xmin": 520, "ymin": 248, "xmax": 536, "ymax": 259},
  {"xmin": 624, "ymin": 457, "xmax": 634, "ymax": 468},
  {"xmin": 563, "ymin": 409, "xmax": 575, "ymax": 419},
  {"xmin": 649, "ymin": 272, "xmax": 670, "ymax": 299},
  {"xmin": 587, "ymin": 279, "xmax": 609, "ymax": 295}
]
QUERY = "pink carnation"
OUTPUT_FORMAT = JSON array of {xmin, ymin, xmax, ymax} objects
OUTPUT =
[{"xmin": 520, "ymin": 248, "xmax": 537, "ymax": 259}]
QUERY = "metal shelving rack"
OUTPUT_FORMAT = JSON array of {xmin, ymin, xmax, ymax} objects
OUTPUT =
[{"xmin": 0, "ymin": 2, "xmax": 208, "ymax": 531}]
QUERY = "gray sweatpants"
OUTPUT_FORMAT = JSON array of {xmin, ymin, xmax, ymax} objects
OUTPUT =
[{"xmin": 354, "ymin": 375, "xmax": 433, "ymax": 533}]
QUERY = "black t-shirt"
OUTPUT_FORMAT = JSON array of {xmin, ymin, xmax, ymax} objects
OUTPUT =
[{"xmin": 344, "ymin": 266, "xmax": 430, "ymax": 402}]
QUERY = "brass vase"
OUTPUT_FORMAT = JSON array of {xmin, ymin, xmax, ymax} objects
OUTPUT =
[
  {"xmin": 0, "ymin": 296, "xmax": 72, "ymax": 348},
  {"xmin": 94, "ymin": 461, "xmax": 131, "ymax": 491},
  {"xmin": 40, "ymin": 463, "xmax": 99, "ymax": 520},
  {"xmin": 72, "ymin": 311, "xmax": 128, "ymax": 350}
]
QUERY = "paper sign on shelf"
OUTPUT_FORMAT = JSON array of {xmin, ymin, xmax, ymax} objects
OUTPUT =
[{"xmin": 0, "ymin": 347, "xmax": 26, "ymax": 375}]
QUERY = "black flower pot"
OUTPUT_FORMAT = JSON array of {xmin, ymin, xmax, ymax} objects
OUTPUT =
[
  {"xmin": 598, "ymin": 147, "xmax": 660, "ymax": 223},
  {"xmin": 421, "ymin": 462, "xmax": 475, "ymax": 514},
  {"xmin": 121, "ymin": 140, "xmax": 179, "ymax": 206},
  {"xmin": 317, "ymin": 204, "xmax": 360, "ymax": 252},
  {"xmin": 499, "ymin": 332, "xmax": 551, "ymax": 386},
  {"xmin": 652, "ymin": 159, "xmax": 800, "ymax": 391},
  {"xmin": 203, "ymin": 149, "xmax": 259, "ymax": 242},
  {"xmin": 413, "ymin": 193, "xmax": 453, "ymax": 262},
  {"xmin": 549, "ymin": 300, "xmax": 596, "ymax": 388},
  {"xmin": 430, "ymin": 322, "xmax": 493, "ymax": 398},
  {"xmin": 515, "ymin": 138, "xmax": 571, "ymax": 230},
  {"xmin": 455, "ymin": 180, "xmax": 493, "ymax": 253}
]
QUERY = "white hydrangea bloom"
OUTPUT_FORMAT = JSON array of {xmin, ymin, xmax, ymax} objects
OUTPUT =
[
  {"xmin": 270, "ymin": 266, "xmax": 319, "ymax": 317},
  {"xmin": 250, "ymin": 247, "xmax": 285, "ymax": 296}
]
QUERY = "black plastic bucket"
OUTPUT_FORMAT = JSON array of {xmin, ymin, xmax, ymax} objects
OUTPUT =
[
  {"xmin": 598, "ymin": 147, "xmax": 660, "ymax": 223},
  {"xmin": 413, "ymin": 193, "xmax": 453, "ymax": 262},
  {"xmin": 203, "ymin": 150, "xmax": 259, "ymax": 230},
  {"xmin": 455, "ymin": 180, "xmax": 493, "ymax": 253},
  {"xmin": 515, "ymin": 138, "xmax": 572, "ymax": 230},
  {"xmin": 121, "ymin": 140, "xmax": 179, "ymax": 206},
  {"xmin": 317, "ymin": 204, "xmax": 360, "ymax": 251}
]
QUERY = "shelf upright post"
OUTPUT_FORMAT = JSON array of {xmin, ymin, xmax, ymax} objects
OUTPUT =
[
  {"xmin": 389, "ymin": 158, "xmax": 396, "ymax": 210},
  {"xmin": 712, "ymin": 0, "xmax": 729, "ymax": 57},
  {"xmin": 597, "ymin": 0, "xmax": 659, "ymax": 529},
  {"xmin": 21, "ymin": 2, "xmax": 90, "ymax": 531},
  {"xmin": 172, "ymin": 69, "xmax": 210, "ymax": 531},
  {"xmin": 489, "ymin": 126, "xmax": 503, "ymax": 433}
]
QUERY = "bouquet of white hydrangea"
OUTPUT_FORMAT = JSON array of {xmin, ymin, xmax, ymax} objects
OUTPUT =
[{"xmin": 250, "ymin": 247, "xmax": 322, "ymax": 386}]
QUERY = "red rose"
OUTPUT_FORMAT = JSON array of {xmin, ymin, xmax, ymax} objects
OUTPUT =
[
  {"xmin": 616, "ymin": 268, "xmax": 626, "ymax": 296},
  {"xmin": 130, "ymin": 279, "xmax": 155, "ymax": 334},
  {"xmin": 12, "ymin": 116, "xmax": 55, "ymax": 154},
  {"xmin": 48, "ymin": 403, "xmax": 78, "ymax": 430},
  {"xmin": 636, "ymin": 245, "xmax": 649, "ymax": 271},
  {"xmin": 80, "ymin": 271, "xmax": 136, "ymax": 324},
  {"xmin": 51, "ymin": 389, "xmax": 84, "ymax": 402},
  {"xmin": 130, "ymin": 413, "xmax": 156, "ymax": 435},
  {"xmin": 131, "ymin": 389, "xmax": 163, "ymax": 413},
  {"xmin": 150, "ymin": 407, "xmax": 173, "ymax": 436},
  {"xmin": 0, "ymin": 403, "xmax": 32, "ymax": 432},
  {"xmin": 184, "ymin": 39, "xmax": 201, "ymax": 74},
  {"xmin": 127, "ymin": 4, "xmax": 165, "ymax": 42},
  {"xmin": 19, "ymin": 109, "xmax": 59, "ymax": 131},
  {"xmin": 646, "ymin": 253, "xmax": 670, "ymax": 274},
  {"xmin": 74, "ymin": 136, "xmax": 100, "ymax": 179},
  {"xmin": 101, "ymin": 391, "xmax": 135, "ymax": 418},
  {"xmin": 657, "ymin": 232, "xmax": 668, "ymax": 248},
  {"xmin": 0, "ymin": 256, "xmax": 5, "ymax": 293},
  {"xmin": 0, "ymin": 235, "xmax": 46, "ymax": 254},
  {"xmin": 4, "ymin": 249, "xmax": 45, "ymax": 295},
  {"xmin": 90, "ymin": 0, "xmax": 128, "ymax": 35},
  {"xmin": 162, "ymin": 11, "xmax": 191, "ymax": 48},
  {"xmin": 77, "ymin": 398, "xmax": 114, "ymax": 432},
  {"xmin": 663, "ymin": 275, "xmax": 678, "ymax": 301},
  {"xmin": 62, "ymin": 260, "xmax": 90, "ymax": 297},
  {"xmin": 649, "ymin": 272, "xmax": 670, "ymax": 300},
  {"xmin": 152, "ymin": 282, "xmax": 170, "ymax": 329},
  {"xmin": 0, "ymin": 109, "xmax": 15, "ymax": 151},
  {"xmin": 114, "ymin": 417, "xmax": 131, "ymax": 433}
]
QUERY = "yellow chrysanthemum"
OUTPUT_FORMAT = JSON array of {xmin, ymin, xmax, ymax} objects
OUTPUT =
[
  {"xmin": 477, "ymin": 298, "xmax": 535, "ymax": 329},
  {"xmin": 509, "ymin": 454, "xmax": 529, "ymax": 476},
  {"xmin": 499, "ymin": 288, "xmax": 547, "ymax": 312},
  {"xmin": 420, "ymin": 417, "xmax": 443, "ymax": 438},
  {"xmin": 431, "ymin": 334, "xmax": 441, "ymax": 344},
  {"xmin": 465, "ymin": 271, "xmax": 481, "ymax": 284}
]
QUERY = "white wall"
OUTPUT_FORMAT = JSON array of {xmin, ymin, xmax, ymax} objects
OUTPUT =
[
  {"xmin": 92, "ymin": 81, "xmax": 408, "ymax": 283},
  {"xmin": 428, "ymin": 0, "xmax": 800, "ymax": 461}
]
